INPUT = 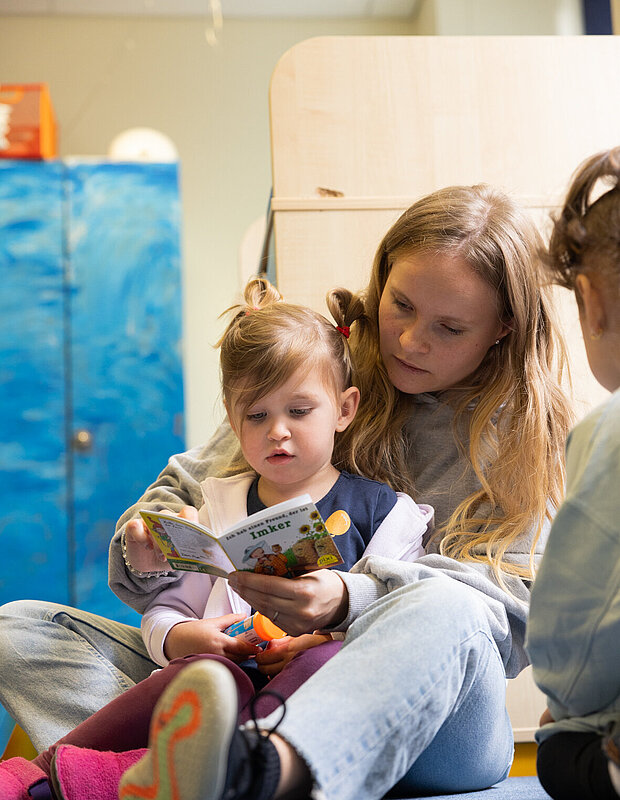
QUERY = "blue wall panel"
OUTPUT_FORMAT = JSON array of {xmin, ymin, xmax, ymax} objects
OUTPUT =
[
  {"xmin": 68, "ymin": 162, "xmax": 185, "ymax": 622},
  {"xmin": 0, "ymin": 161, "xmax": 185, "ymax": 624},
  {"xmin": 0, "ymin": 161, "xmax": 69, "ymax": 602}
]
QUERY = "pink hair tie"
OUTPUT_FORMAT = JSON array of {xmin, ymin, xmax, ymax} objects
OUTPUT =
[{"xmin": 336, "ymin": 325, "xmax": 350, "ymax": 339}]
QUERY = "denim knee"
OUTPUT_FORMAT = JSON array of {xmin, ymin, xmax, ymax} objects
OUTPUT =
[
  {"xmin": 350, "ymin": 573, "xmax": 500, "ymax": 649},
  {"xmin": 0, "ymin": 599, "xmax": 48, "ymax": 653},
  {"xmin": 0, "ymin": 598, "xmax": 52, "ymax": 620}
]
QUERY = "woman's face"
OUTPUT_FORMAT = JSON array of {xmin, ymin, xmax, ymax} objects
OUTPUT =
[{"xmin": 378, "ymin": 251, "xmax": 510, "ymax": 394}]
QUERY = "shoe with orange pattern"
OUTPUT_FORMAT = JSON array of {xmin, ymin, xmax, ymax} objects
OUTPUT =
[{"xmin": 117, "ymin": 659, "xmax": 283, "ymax": 800}]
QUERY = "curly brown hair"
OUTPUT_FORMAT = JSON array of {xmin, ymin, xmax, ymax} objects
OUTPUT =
[{"xmin": 546, "ymin": 147, "xmax": 620, "ymax": 296}]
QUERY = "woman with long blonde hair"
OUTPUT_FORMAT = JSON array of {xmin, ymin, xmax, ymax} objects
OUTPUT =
[{"xmin": 340, "ymin": 184, "xmax": 572, "ymax": 586}]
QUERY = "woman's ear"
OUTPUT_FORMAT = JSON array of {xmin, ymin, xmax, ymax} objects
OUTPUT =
[
  {"xmin": 335, "ymin": 386, "xmax": 361, "ymax": 432},
  {"xmin": 496, "ymin": 318, "xmax": 513, "ymax": 343},
  {"xmin": 575, "ymin": 274, "xmax": 606, "ymax": 339}
]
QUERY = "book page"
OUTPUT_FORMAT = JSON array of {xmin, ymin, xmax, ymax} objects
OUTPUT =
[
  {"xmin": 139, "ymin": 510, "xmax": 235, "ymax": 577},
  {"xmin": 220, "ymin": 497, "xmax": 343, "ymax": 575}
]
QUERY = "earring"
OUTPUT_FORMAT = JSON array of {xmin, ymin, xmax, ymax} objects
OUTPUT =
[
  {"xmin": 495, "ymin": 339, "xmax": 501, "ymax": 345},
  {"xmin": 590, "ymin": 328, "xmax": 603, "ymax": 341}
]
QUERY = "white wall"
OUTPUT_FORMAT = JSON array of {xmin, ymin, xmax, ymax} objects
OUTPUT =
[
  {"xmin": 0, "ymin": 3, "xmax": 586, "ymax": 448},
  {"xmin": 0, "ymin": 15, "xmax": 419, "ymax": 447},
  {"xmin": 431, "ymin": 0, "xmax": 583, "ymax": 34}
]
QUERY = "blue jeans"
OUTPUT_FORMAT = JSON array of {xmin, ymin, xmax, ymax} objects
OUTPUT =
[
  {"xmin": 0, "ymin": 599, "xmax": 156, "ymax": 751},
  {"xmin": 258, "ymin": 575, "xmax": 513, "ymax": 800}
]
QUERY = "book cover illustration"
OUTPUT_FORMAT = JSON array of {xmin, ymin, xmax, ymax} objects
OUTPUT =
[{"xmin": 139, "ymin": 495, "xmax": 344, "ymax": 579}]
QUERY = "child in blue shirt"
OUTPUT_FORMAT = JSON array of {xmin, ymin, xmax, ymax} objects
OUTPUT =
[{"xmin": 527, "ymin": 147, "xmax": 620, "ymax": 800}]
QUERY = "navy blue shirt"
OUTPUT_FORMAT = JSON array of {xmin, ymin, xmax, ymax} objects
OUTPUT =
[{"xmin": 246, "ymin": 471, "xmax": 397, "ymax": 572}]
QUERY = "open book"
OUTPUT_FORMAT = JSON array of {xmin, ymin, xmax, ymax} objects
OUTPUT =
[{"xmin": 139, "ymin": 494, "xmax": 344, "ymax": 579}]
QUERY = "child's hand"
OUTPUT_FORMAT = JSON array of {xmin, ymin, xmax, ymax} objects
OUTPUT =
[
  {"xmin": 163, "ymin": 614, "xmax": 261, "ymax": 662},
  {"xmin": 124, "ymin": 505, "xmax": 198, "ymax": 573},
  {"xmin": 255, "ymin": 633, "xmax": 332, "ymax": 677},
  {"xmin": 539, "ymin": 707, "xmax": 555, "ymax": 726}
]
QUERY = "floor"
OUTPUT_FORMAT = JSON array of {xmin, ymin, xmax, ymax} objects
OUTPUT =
[
  {"xmin": 424, "ymin": 776, "xmax": 550, "ymax": 799},
  {"xmin": 2, "ymin": 727, "xmax": 550, "ymax": 798}
]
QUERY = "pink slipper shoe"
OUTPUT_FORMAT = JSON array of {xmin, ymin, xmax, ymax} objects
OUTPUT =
[
  {"xmin": 0, "ymin": 757, "xmax": 49, "ymax": 799},
  {"xmin": 50, "ymin": 746, "xmax": 147, "ymax": 800}
]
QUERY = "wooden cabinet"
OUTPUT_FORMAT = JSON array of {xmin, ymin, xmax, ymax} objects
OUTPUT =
[{"xmin": 0, "ymin": 160, "xmax": 185, "ymax": 624}]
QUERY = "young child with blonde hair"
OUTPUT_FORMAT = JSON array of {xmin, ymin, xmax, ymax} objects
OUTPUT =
[{"xmin": 141, "ymin": 276, "xmax": 428, "ymax": 674}]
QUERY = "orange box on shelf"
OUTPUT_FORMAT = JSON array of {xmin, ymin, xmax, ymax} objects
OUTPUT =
[{"xmin": 0, "ymin": 83, "xmax": 57, "ymax": 160}]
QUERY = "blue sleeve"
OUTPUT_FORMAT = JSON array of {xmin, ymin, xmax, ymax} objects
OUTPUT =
[
  {"xmin": 371, "ymin": 482, "xmax": 399, "ymax": 532},
  {"xmin": 317, "ymin": 473, "xmax": 397, "ymax": 567},
  {"xmin": 344, "ymin": 477, "xmax": 397, "ymax": 547}
]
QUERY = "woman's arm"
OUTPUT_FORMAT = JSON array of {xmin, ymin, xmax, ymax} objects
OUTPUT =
[
  {"xmin": 347, "ymin": 553, "xmax": 530, "ymax": 677},
  {"xmin": 230, "ymin": 543, "xmax": 533, "ymax": 677},
  {"xmin": 228, "ymin": 568, "xmax": 350, "ymax": 637},
  {"xmin": 109, "ymin": 420, "xmax": 239, "ymax": 613}
]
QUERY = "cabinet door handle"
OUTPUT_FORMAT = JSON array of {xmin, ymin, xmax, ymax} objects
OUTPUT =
[{"xmin": 72, "ymin": 429, "xmax": 93, "ymax": 451}]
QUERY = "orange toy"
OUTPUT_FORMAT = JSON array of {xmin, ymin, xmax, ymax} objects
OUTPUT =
[
  {"xmin": 0, "ymin": 83, "xmax": 57, "ymax": 160},
  {"xmin": 224, "ymin": 612, "xmax": 287, "ymax": 646}
]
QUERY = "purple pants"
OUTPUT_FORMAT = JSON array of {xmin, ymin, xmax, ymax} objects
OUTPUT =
[{"xmin": 34, "ymin": 640, "xmax": 342, "ymax": 775}]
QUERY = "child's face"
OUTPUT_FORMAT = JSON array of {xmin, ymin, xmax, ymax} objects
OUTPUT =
[
  {"xmin": 378, "ymin": 251, "xmax": 510, "ymax": 394},
  {"xmin": 233, "ymin": 368, "xmax": 357, "ymax": 493}
]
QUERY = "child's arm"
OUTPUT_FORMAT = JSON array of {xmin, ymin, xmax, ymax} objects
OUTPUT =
[
  {"xmin": 141, "ymin": 570, "xmax": 256, "ymax": 666},
  {"xmin": 528, "ymin": 402, "xmax": 620, "ymax": 720},
  {"xmin": 163, "ymin": 615, "xmax": 260, "ymax": 663}
]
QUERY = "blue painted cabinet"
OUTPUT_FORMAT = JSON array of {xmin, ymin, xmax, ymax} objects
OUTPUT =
[{"xmin": 0, "ymin": 160, "xmax": 185, "ymax": 624}]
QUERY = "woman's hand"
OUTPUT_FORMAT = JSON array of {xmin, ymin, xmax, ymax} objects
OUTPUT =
[
  {"xmin": 228, "ymin": 569, "xmax": 349, "ymax": 637},
  {"xmin": 125, "ymin": 506, "xmax": 199, "ymax": 573},
  {"xmin": 255, "ymin": 633, "xmax": 332, "ymax": 677},
  {"xmin": 163, "ymin": 614, "xmax": 261, "ymax": 662}
]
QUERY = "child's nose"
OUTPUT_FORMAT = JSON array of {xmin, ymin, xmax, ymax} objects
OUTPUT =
[{"xmin": 268, "ymin": 418, "xmax": 291, "ymax": 440}]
